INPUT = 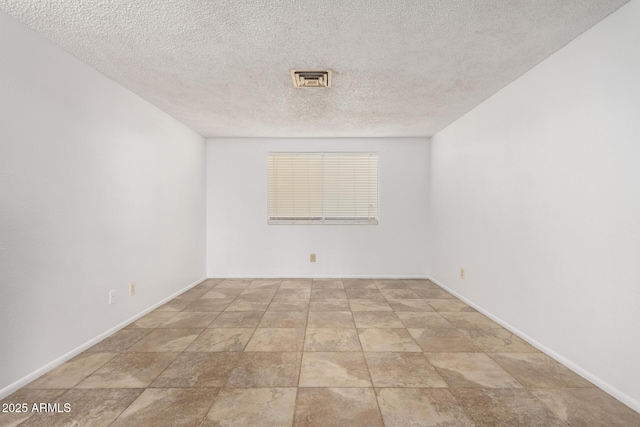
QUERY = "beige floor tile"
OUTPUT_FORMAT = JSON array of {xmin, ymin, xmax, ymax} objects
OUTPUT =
[
  {"xmin": 210, "ymin": 311, "xmax": 265, "ymax": 328},
  {"xmin": 189, "ymin": 283, "xmax": 212, "ymax": 292},
  {"xmin": 299, "ymin": 352, "xmax": 372, "ymax": 387},
  {"xmin": 268, "ymin": 298, "xmax": 310, "ymax": 311},
  {"xmin": 345, "ymin": 288, "xmax": 386, "ymax": 300},
  {"xmin": 426, "ymin": 352, "xmax": 522, "ymax": 389},
  {"xmin": 353, "ymin": 311, "xmax": 404, "ymax": 328},
  {"xmin": 309, "ymin": 298, "xmax": 351, "ymax": 311},
  {"xmin": 413, "ymin": 287, "xmax": 455, "ymax": 299},
  {"xmin": 194, "ymin": 280, "xmax": 223, "ymax": 290},
  {"xmin": 200, "ymin": 278, "xmax": 224, "ymax": 286},
  {"xmin": 311, "ymin": 289, "xmax": 347, "ymax": 300},
  {"xmin": 245, "ymin": 328, "xmax": 305, "ymax": 351},
  {"xmin": 489, "ymin": 353, "xmax": 593, "ymax": 388},
  {"xmin": 200, "ymin": 287, "xmax": 244, "ymax": 299},
  {"xmin": 373, "ymin": 280, "xmax": 409, "ymax": 289},
  {"xmin": 376, "ymin": 388, "xmax": 475, "ymax": 427},
  {"xmin": 531, "ymin": 388, "xmax": 640, "ymax": 427},
  {"xmin": 239, "ymin": 288, "xmax": 278, "ymax": 300},
  {"xmin": 387, "ymin": 299, "xmax": 436, "ymax": 312},
  {"xmin": 459, "ymin": 328, "xmax": 539, "ymax": 353},
  {"xmin": 111, "ymin": 388, "xmax": 217, "ymax": 427},
  {"xmin": 441, "ymin": 312, "xmax": 502, "ymax": 329},
  {"xmin": 452, "ymin": 388, "xmax": 567, "ymax": 426},
  {"xmin": 364, "ymin": 352, "xmax": 447, "ymax": 387},
  {"xmin": 125, "ymin": 328, "xmax": 201, "ymax": 352},
  {"xmin": 425, "ymin": 299, "xmax": 476, "ymax": 312},
  {"xmin": 194, "ymin": 282, "xmax": 218, "ymax": 291},
  {"xmin": 176, "ymin": 287, "xmax": 211, "ymax": 299},
  {"xmin": 380, "ymin": 288, "xmax": 420, "ymax": 299},
  {"xmin": 248, "ymin": 279, "xmax": 282, "ymax": 288},
  {"xmin": 183, "ymin": 299, "xmax": 233, "ymax": 312},
  {"xmin": 271, "ymin": 289, "xmax": 311, "ymax": 304},
  {"xmin": 151, "ymin": 352, "xmax": 237, "ymax": 387},
  {"xmin": 275, "ymin": 288, "xmax": 311, "ymax": 299},
  {"xmin": 272, "ymin": 295, "xmax": 311, "ymax": 304},
  {"xmin": 409, "ymin": 328, "xmax": 481, "ymax": 352},
  {"xmin": 307, "ymin": 311, "xmax": 354, "ymax": 328},
  {"xmin": 402, "ymin": 279, "xmax": 438, "ymax": 289},
  {"xmin": 349, "ymin": 299, "xmax": 393, "ymax": 312},
  {"xmin": 358, "ymin": 328, "xmax": 421, "ymax": 352},
  {"xmin": 130, "ymin": 311, "xmax": 177, "ymax": 328},
  {"xmin": 226, "ymin": 352, "xmax": 301, "ymax": 387},
  {"xmin": 342, "ymin": 279, "xmax": 376, "ymax": 289},
  {"xmin": 260, "ymin": 311, "xmax": 307, "ymax": 327},
  {"xmin": 159, "ymin": 312, "xmax": 219, "ymax": 328},
  {"xmin": 86, "ymin": 328, "xmax": 152, "ymax": 353},
  {"xmin": 294, "ymin": 388, "xmax": 383, "ymax": 427},
  {"xmin": 204, "ymin": 388, "xmax": 296, "ymax": 427},
  {"xmin": 312, "ymin": 279, "xmax": 344, "ymax": 289},
  {"xmin": 396, "ymin": 311, "xmax": 456, "ymax": 330},
  {"xmin": 20, "ymin": 389, "xmax": 141, "ymax": 427},
  {"xmin": 225, "ymin": 299, "xmax": 270, "ymax": 311},
  {"xmin": 76, "ymin": 353, "xmax": 178, "ymax": 388},
  {"xmin": 197, "ymin": 280, "xmax": 220, "ymax": 288},
  {"xmin": 25, "ymin": 353, "xmax": 117, "ymax": 389},
  {"xmin": 280, "ymin": 279, "xmax": 312, "ymax": 288},
  {"xmin": 189, "ymin": 282, "xmax": 217, "ymax": 292},
  {"xmin": 155, "ymin": 298, "xmax": 195, "ymax": 311},
  {"xmin": 304, "ymin": 328, "xmax": 361, "ymax": 351},
  {"xmin": 185, "ymin": 328, "xmax": 253, "ymax": 352},
  {"xmin": 0, "ymin": 389, "xmax": 68, "ymax": 426},
  {"xmin": 215, "ymin": 279, "xmax": 251, "ymax": 289}
]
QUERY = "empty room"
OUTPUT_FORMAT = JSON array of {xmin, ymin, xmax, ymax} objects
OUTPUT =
[{"xmin": 1, "ymin": 0, "xmax": 639, "ymax": 426}]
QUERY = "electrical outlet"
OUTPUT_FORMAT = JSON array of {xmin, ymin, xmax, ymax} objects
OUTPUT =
[
  {"xmin": 108, "ymin": 290, "xmax": 116, "ymax": 305},
  {"xmin": 129, "ymin": 281, "xmax": 136, "ymax": 296},
  {"xmin": 460, "ymin": 268, "xmax": 465, "ymax": 280},
  {"xmin": 310, "ymin": 253, "xmax": 316, "ymax": 263}
]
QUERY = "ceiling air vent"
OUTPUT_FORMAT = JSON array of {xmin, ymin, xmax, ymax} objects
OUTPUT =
[{"xmin": 291, "ymin": 70, "xmax": 332, "ymax": 88}]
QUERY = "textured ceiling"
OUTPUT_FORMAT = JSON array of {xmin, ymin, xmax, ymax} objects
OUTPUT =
[{"xmin": 0, "ymin": 1, "xmax": 628, "ymax": 137}]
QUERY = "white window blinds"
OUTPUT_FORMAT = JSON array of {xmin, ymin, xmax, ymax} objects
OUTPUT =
[{"xmin": 268, "ymin": 152, "xmax": 378, "ymax": 224}]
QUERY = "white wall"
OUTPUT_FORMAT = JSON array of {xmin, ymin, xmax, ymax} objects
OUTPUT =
[
  {"xmin": 207, "ymin": 138, "xmax": 430, "ymax": 278},
  {"xmin": 430, "ymin": 0, "xmax": 640, "ymax": 411},
  {"xmin": 0, "ymin": 12, "xmax": 206, "ymax": 396}
]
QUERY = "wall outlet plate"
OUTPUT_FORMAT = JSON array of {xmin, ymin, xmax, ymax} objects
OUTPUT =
[
  {"xmin": 108, "ymin": 290, "xmax": 116, "ymax": 304},
  {"xmin": 460, "ymin": 267, "xmax": 465, "ymax": 280},
  {"xmin": 310, "ymin": 253, "xmax": 316, "ymax": 262},
  {"xmin": 129, "ymin": 281, "xmax": 136, "ymax": 296}
]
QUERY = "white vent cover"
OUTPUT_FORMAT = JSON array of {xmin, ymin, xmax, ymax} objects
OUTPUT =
[{"xmin": 291, "ymin": 70, "xmax": 332, "ymax": 88}]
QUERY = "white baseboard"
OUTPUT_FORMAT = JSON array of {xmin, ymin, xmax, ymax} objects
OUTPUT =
[
  {"xmin": 0, "ymin": 276, "xmax": 207, "ymax": 400},
  {"xmin": 206, "ymin": 275, "xmax": 430, "ymax": 279},
  {"xmin": 428, "ymin": 276, "xmax": 640, "ymax": 414}
]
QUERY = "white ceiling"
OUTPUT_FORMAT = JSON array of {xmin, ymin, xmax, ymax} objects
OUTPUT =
[{"xmin": 0, "ymin": 1, "xmax": 628, "ymax": 137}]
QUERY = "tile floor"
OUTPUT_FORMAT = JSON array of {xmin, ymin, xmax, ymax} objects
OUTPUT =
[{"xmin": 2, "ymin": 278, "xmax": 639, "ymax": 426}]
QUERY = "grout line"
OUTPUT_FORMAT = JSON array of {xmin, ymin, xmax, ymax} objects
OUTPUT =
[{"xmin": 291, "ymin": 305, "xmax": 311, "ymax": 425}]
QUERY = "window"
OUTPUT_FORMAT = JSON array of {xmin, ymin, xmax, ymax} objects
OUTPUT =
[{"xmin": 268, "ymin": 152, "xmax": 378, "ymax": 224}]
